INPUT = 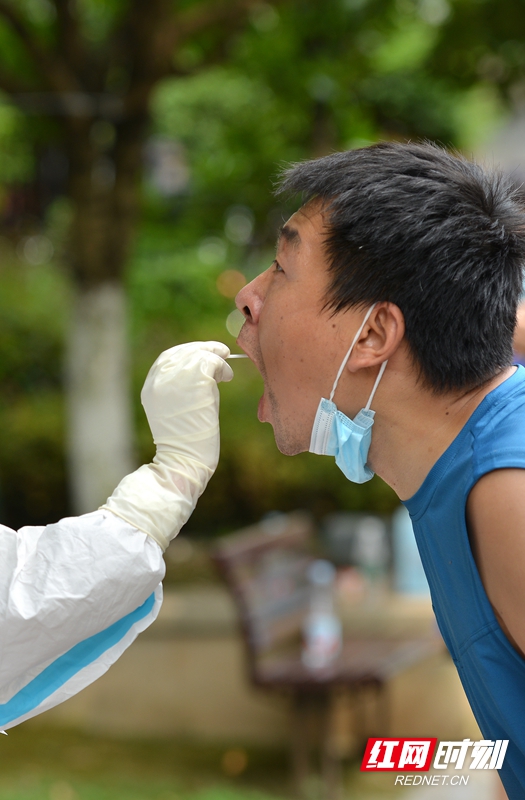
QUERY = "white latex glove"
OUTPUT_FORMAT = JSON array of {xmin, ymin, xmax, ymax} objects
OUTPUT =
[{"xmin": 100, "ymin": 342, "xmax": 233, "ymax": 551}]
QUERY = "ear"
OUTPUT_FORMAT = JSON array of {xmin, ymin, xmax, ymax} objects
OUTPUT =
[{"xmin": 347, "ymin": 303, "xmax": 405, "ymax": 372}]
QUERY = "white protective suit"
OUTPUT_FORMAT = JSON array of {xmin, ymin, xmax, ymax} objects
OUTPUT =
[{"xmin": 0, "ymin": 341, "xmax": 232, "ymax": 731}]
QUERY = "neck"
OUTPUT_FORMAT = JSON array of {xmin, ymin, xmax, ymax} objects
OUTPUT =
[{"xmin": 368, "ymin": 365, "xmax": 516, "ymax": 501}]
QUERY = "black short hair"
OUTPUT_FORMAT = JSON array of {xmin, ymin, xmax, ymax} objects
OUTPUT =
[{"xmin": 277, "ymin": 142, "xmax": 525, "ymax": 393}]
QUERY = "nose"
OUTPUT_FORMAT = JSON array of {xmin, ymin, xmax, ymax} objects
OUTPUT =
[{"xmin": 235, "ymin": 270, "xmax": 269, "ymax": 325}]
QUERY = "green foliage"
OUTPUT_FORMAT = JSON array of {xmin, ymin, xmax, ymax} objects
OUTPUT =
[
  {"xmin": 226, "ymin": 0, "xmax": 465, "ymax": 146},
  {"xmin": 0, "ymin": 239, "xmax": 69, "ymax": 526},
  {"xmin": 150, "ymin": 0, "xmax": 503, "ymax": 247},
  {"xmin": 0, "ymin": 0, "xmax": 517, "ymax": 533},
  {"xmin": 0, "ymin": 0, "xmax": 130, "ymax": 78},
  {"xmin": 428, "ymin": 0, "xmax": 525, "ymax": 95},
  {"xmin": 372, "ymin": 18, "xmax": 438, "ymax": 73},
  {"xmin": 74, "ymin": 0, "xmax": 129, "ymax": 45},
  {"xmin": 0, "ymin": 101, "xmax": 34, "ymax": 184},
  {"xmin": 0, "ymin": 241, "xmax": 65, "ymax": 396},
  {"xmin": 453, "ymin": 83, "xmax": 507, "ymax": 151},
  {"xmin": 0, "ymin": 392, "xmax": 68, "ymax": 526},
  {"xmin": 151, "ymin": 68, "xmax": 303, "ymax": 234}
]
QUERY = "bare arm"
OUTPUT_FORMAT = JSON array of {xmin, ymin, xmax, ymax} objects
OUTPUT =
[
  {"xmin": 513, "ymin": 301, "xmax": 525, "ymax": 357},
  {"xmin": 467, "ymin": 469, "xmax": 525, "ymax": 657}
]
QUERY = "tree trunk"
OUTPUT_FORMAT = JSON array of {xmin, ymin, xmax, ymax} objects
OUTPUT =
[
  {"xmin": 65, "ymin": 281, "xmax": 135, "ymax": 513},
  {"xmin": 63, "ymin": 116, "xmax": 144, "ymax": 514}
]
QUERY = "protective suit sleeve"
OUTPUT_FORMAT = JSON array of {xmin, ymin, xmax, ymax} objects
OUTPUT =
[{"xmin": 0, "ymin": 510, "xmax": 164, "ymax": 731}]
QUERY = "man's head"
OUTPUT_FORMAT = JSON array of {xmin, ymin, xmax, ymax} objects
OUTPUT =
[{"xmin": 236, "ymin": 142, "xmax": 525, "ymax": 453}]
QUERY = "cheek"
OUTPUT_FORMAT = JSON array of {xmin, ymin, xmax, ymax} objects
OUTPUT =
[
  {"xmin": 259, "ymin": 314, "xmax": 298, "ymax": 365},
  {"xmin": 258, "ymin": 300, "xmax": 286, "ymax": 350},
  {"xmin": 266, "ymin": 331, "xmax": 314, "ymax": 396},
  {"xmin": 258, "ymin": 295, "xmax": 330, "ymax": 389}
]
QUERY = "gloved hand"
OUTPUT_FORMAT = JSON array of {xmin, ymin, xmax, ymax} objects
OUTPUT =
[{"xmin": 100, "ymin": 342, "xmax": 233, "ymax": 551}]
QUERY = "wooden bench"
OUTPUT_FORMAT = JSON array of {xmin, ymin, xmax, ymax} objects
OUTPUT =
[{"xmin": 212, "ymin": 511, "xmax": 441, "ymax": 798}]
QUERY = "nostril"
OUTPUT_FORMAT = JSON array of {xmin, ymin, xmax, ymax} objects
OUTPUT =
[{"xmin": 243, "ymin": 305, "xmax": 252, "ymax": 320}]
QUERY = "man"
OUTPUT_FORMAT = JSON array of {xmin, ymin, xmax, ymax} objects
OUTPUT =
[
  {"xmin": 0, "ymin": 342, "xmax": 233, "ymax": 730},
  {"xmin": 235, "ymin": 142, "xmax": 525, "ymax": 799}
]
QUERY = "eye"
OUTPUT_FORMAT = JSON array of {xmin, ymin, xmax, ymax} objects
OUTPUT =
[{"xmin": 273, "ymin": 259, "xmax": 284, "ymax": 273}]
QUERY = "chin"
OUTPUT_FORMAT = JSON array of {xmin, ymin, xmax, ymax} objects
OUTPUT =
[
  {"xmin": 264, "ymin": 389, "xmax": 309, "ymax": 455},
  {"xmin": 273, "ymin": 427, "xmax": 308, "ymax": 457}
]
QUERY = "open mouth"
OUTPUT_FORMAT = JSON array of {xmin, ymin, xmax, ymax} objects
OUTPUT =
[{"xmin": 236, "ymin": 336, "xmax": 268, "ymax": 421}]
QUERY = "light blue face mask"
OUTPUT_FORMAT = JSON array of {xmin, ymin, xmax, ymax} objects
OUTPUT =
[{"xmin": 309, "ymin": 304, "xmax": 387, "ymax": 483}]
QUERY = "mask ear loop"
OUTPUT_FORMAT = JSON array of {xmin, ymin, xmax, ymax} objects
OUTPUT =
[
  {"xmin": 329, "ymin": 303, "xmax": 377, "ymax": 402},
  {"xmin": 364, "ymin": 359, "xmax": 388, "ymax": 411}
]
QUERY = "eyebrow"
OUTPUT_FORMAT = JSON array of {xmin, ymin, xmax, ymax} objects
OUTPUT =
[{"xmin": 276, "ymin": 224, "xmax": 301, "ymax": 249}]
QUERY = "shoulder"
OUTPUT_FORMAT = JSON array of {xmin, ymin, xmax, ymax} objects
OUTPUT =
[
  {"xmin": 467, "ymin": 469, "xmax": 525, "ymax": 658},
  {"xmin": 471, "ymin": 368, "xmax": 525, "ymax": 476}
]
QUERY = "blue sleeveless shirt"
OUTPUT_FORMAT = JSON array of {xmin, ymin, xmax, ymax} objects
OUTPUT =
[{"xmin": 404, "ymin": 366, "xmax": 525, "ymax": 799}]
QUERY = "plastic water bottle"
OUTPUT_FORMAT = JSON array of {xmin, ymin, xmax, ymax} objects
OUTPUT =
[
  {"xmin": 352, "ymin": 516, "xmax": 389, "ymax": 602},
  {"xmin": 302, "ymin": 560, "xmax": 342, "ymax": 669},
  {"xmin": 392, "ymin": 506, "xmax": 430, "ymax": 596}
]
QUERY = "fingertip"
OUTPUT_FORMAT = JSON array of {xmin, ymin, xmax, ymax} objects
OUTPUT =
[
  {"xmin": 221, "ymin": 363, "xmax": 235, "ymax": 383},
  {"xmin": 197, "ymin": 340, "xmax": 229, "ymax": 357},
  {"xmin": 203, "ymin": 352, "xmax": 234, "ymax": 383}
]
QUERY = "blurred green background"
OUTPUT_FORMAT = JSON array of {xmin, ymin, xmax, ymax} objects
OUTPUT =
[
  {"xmin": 0, "ymin": 2, "xmax": 521, "ymax": 799},
  {"xmin": 0, "ymin": 0, "xmax": 518, "ymax": 538}
]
